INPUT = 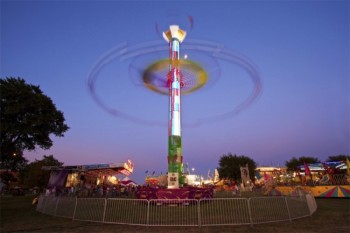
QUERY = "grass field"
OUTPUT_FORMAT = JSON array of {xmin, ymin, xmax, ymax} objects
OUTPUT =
[{"xmin": 1, "ymin": 195, "xmax": 349, "ymax": 233}]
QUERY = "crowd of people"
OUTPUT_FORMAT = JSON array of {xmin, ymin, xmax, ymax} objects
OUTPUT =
[{"xmin": 45, "ymin": 184, "xmax": 138, "ymax": 198}]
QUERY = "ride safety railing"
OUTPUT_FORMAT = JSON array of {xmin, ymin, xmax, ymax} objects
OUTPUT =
[{"xmin": 36, "ymin": 194, "xmax": 317, "ymax": 227}]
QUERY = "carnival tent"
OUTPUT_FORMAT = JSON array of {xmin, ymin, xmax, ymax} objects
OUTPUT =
[
  {"xmin": 318, "ymin": 186, "xmax": 350, "ymax": 198},
  {"xmin": 120, "ymin": 177, "xmax": 137, "ymax": 186},
  {"xmin": 298, "ymin": 161, "xmax": 347, "ymax": 171},
  {"xmin": 42, "ymin": 160, "xmax": 134, "ymax": 189}
]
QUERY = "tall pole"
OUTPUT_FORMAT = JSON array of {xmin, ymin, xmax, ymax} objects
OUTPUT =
[{"xmin": 163, "ymin": 25, "xmax": 186, "ymax": 188}]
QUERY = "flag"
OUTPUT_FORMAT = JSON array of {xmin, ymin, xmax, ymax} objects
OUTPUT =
[
  {"xmin": 346, "ymin": 158, "xmax": 350, "ymax": 176},
  {"xmin": 240, "ymin": 165, "xmax": 249, "ymax": 180},
  {"xmin": 214, "ymin": 169, "xmax": 219, "ymax": 183},
  {"xmin": 304, "ymin": 162, "xmax": 311, "ymax": 176}
]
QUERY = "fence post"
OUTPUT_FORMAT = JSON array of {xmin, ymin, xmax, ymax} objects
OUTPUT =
[
  {"xmin": 102, "ymin": 198, "xmax": 107, "ymax": 222},
  {"xmin": 72, "ymin": 196, "xmax": 78, "ymax": 221},
  {"xmin": 284, "ymin": 196, "xmax": 292, "ymax": 222},
  {"xmin": 41, "ymin": 196, "xmax": 46, "ymax": 214},
  {"xmin": 197, "ymin": 199, "xmax": 201, "ymax": 226},
  {"xmin": 42, "ymin": 196, "xmax": 48, "ymax": 214},
  {"xmin": 247, "ymin": 198, "xmax": 253, "ymax": 226},
  {"xmin": 146, "ymin": 200, "xmax": 150, "ymax": 226},
  {"xmin": 54, "ymin": 197, "xmax": 59, "ymax": 217}
]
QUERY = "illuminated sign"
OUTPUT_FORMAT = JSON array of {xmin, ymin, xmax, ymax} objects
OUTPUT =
[
  {"xmin": 123, "ymin": 159, "xmax": 134, "ymax": 173},
  {"xmin": 167, "ymin": 172, "xmax": 179, "ymax": 189}
]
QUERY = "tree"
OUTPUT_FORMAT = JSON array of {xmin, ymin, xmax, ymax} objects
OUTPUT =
[
  {"xmin": 0, "ymin": 170, "xmax": 18, "ymax": 185},
  {"xmin": 0, "ymin": 151, "xmax": 27, "ymax": 185},
  {"xmin": 0, "ymin": 77, "xmax": 69, "ymax": 171},
  {"xmin": 326, "ymin": 155, "xmax": 350, "ymax": 162},
  {"xmin": 217, "ymin": 153, "xmax": 257, "ymax": 181},
  {"xmin": 285, "ymin": 156, "xmax": 320, "ymax": 171},
  {"xmin": 20, "ymin": 155, "xmax": 63, "ymax": 189}
]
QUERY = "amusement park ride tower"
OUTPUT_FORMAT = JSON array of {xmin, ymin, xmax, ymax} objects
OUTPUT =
[{"xmin": 163, "ymin": 25, "xmax": 186, "ymax": 188}]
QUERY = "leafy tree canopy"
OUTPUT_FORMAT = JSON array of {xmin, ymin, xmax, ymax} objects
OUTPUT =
[
  {"xmin": 285, "ymin": 156, "xmax": 320, "ymax": 171},
  {"xmin": 217, "ymin": 153, "xmax": 257, "ymax": 181},
  {"xmin": 20, "ymin": 155, "xmax": 64, "ymax": 189},
  {"xmin": 0, "ymin": 170, "xmax": 18, "ymax": 185},
  {"xmin": 0, "ymin": 77, "xmax": 69, "ymax": 171},
  {"xmin": 326, "ymin": 155, "xmax": 350, "ymax": 162}
]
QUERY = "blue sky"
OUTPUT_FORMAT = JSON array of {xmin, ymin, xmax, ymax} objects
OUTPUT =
[{"xmin": 1, "ymin": 0, "xmax": 349, "ymax": 183}]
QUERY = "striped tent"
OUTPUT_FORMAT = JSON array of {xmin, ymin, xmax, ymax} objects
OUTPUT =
[{"xmin": 318, "ymin": 186, "xmax": 350, "ymax": 198}]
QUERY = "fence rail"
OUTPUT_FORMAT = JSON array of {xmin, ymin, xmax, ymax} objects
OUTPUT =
[{"xmin": 36, "ymin": 194, "xmax": 317, "ymax": 226}]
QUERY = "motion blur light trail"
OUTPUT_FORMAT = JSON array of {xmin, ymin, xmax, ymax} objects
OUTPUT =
[
  {"xmin": 141, "ymin": 59, "xmax": 208, "ymax": 95},
  {"xmin": 88, "ymin": 39, "xmax": 262, "ymax": 127}
]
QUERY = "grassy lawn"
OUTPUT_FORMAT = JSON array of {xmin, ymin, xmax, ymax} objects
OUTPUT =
[{"xmin": 1, "ymin": 195, "xmax": 349, "ymax": 233}]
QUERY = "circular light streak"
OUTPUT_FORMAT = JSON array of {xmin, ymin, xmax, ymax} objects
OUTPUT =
[
  {"xmin": 88, "ymin": 39, "xmax": 262, "ymax": 127},
  {"xmin": 142, "ymin": 59, "xmax": 208, "ymax": 95}
]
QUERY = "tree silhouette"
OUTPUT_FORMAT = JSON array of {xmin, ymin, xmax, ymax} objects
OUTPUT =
[
  {"xmin": 326, "ymin": 155, "xmax": 350, "ymax": 162},
  {"xmin": 0, "ymin": 77, "xmax": 69, "ymax": 171},
  {"xmin": 20, "ymin": 155, "xmax": 63, "ymax": 189},
  {"xmin": 217, "ymin": 153, "xmax": 257, "ymax": 181},
  {"xmin": 285, "ymin": 156, "xmax": 320, "ymax": 171}
]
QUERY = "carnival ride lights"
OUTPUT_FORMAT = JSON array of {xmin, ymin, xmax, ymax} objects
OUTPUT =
[
  {"xmin": 88, "ymin": 38, "xmax": 262, "ymax": 126},
  {"xmin": 162, "ymin": 25, "xmax": 186, "ymax": 188},
  {"xmin": 88, "ymin": 15, "xmax": 262, "ymax": 189}
]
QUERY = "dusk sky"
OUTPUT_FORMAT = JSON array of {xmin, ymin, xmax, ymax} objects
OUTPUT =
[{"xmin": 1, "ymin": 0, "xmax": 349, "ymax": 183}]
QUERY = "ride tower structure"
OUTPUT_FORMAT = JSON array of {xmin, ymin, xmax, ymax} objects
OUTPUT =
[{"xmin": 163, "ymin": 25, "xmax": 186, "ymax": 188}]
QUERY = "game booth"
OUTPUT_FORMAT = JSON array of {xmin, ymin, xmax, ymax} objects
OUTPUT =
[
  {"xmin": 258, "ymin": 161, "xmax": 350, "ymax": 198},
  {"xmin": 42, "ymin": 160, "xmax": 134, "ymax": 192}
]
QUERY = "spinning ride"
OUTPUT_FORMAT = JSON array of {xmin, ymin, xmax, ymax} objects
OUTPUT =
[
  {"xmin": 88, "ymin": 17, "xmax": 262, "ymax": 197},
  {"xmin": 162, "ymin": 25, "xmax": 187, "ymax": 188}
]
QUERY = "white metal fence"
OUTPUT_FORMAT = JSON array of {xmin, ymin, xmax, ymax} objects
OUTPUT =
[
  {"xmin": 36, "ymin": 194, "xmax": 317, "ymax": 226},
  {"xmin": 200, "ymin": 198, "xmax": 250, "ymax": 226}
]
